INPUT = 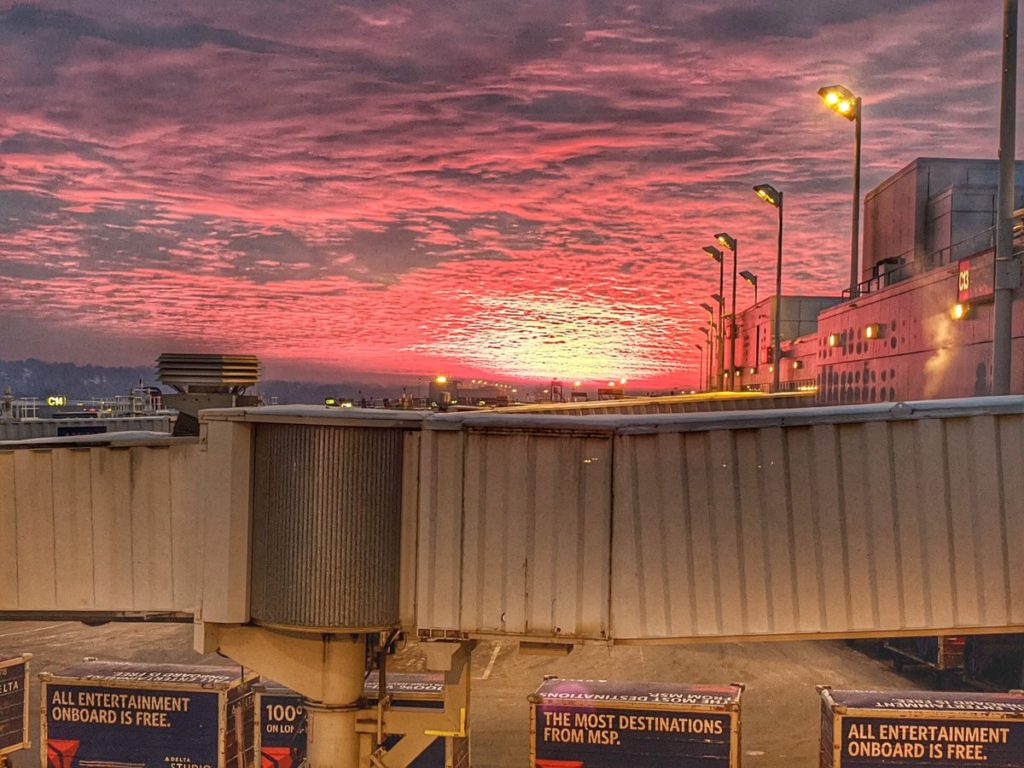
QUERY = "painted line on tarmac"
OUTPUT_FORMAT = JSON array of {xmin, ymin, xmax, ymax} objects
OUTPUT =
[
  {"xmin": 0, "ymin": 623, "xmax": 65, "ymax": 638},
  {"xmin": 476, "ymin": 643, "xmax": 502, "ymax": 680}
]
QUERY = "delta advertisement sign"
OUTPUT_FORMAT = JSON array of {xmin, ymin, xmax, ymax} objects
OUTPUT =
[
  {"xmin": 0, "ymin": 657, "xmax": 28, "ymax": 753},
  {"xmin": 45, "ymin": 683, "xmax": 222, "ymax": 768}
]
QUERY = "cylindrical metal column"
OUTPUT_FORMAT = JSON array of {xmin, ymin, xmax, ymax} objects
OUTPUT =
[
  {"xmin": 305, "ymin": 636, "xmax": 365, "ymax": 768},
  {"xmin": 729, "ymin": 245, "xmax": 738, "ymax": 391},
  {"xmin": 717, "ymin": 260, "xmax": 725, "ymax": 390},
  {"xmin": 850, "ymin": 98, "xmax": 862, "ymax": 298},
  {"xmin": 250, "ymin": 424, "xmax": 404, "ymax": 631},
  {"xmin": 993, "ymin": 0, "xmax": 1018, "ymax": 395},
  {"xmin": 772, "ymin": 194, "xmax": 784, "ymax": 393},
  {"xmin": 307, "ymin": 703, "xmax": 360, "ymax": 768}
]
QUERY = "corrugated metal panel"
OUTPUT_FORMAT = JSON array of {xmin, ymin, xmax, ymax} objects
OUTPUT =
[
  {"xmin": 249, "ymin": 423, "xmax": 404, "ymax": 630},
  {"xmin": 52, "ymin": 449, "xmax": 95, "ymax": 609},
  {"xmin": 415, "ymin": 430, "xmax": 465, "ymax": 635},
  {"xmin": 459, "ymin": 432, "xmax": 610, "ymax": 639},
  {"xmin": 399, "ymin": 431, "xmax": 421, "ymax": 629},
  {"xmin": 610, "ymin": 412, "xmax": 1024, "ymax": 640},
  {"xmin": 0, "ymin": 442, "xmax": 200, "ymax": 613},
  {"xmin": 416, "ymin": 428, "xmax": 611, "ymax": 640}
]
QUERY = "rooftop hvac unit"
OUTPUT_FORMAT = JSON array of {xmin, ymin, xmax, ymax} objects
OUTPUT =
[
  {"xmin": 156, "ymin": 353, "xmax": 261, "ymax": 393},
  {"xmin": 156, "ymin": 353, "xmax": 262, "ymax": 435}
]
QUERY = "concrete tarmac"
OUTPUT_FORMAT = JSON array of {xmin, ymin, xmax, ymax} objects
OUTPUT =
[{"xmin": 2, "ymin": 621, "xmax": 947, "ymax": 767}]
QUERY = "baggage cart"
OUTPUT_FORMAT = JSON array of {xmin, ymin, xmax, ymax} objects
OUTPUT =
[
  {"xmin": 41, "ymin": 661, "xmax": 256, "ymax": 768},
  {"xmin": 818, "ymin": 686, "xmax": 1024, "ymax": 767},
  {"xmin": 529, "ymin": 677, "xmax": 744, "ymax": 767},
  {"xmin": 0, "ymin": 654, "xmax": 30, "ymax": 758}
]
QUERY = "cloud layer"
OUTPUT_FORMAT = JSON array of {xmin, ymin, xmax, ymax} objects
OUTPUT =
[{"xmin": 0, "ymin": 0, "xmax": 1013, "ymax": 386}]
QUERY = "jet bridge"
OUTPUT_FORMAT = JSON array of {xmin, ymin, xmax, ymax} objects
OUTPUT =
[{"xmin": 2, "ymin": 397, "xmax": 1023, "ymax": 766}]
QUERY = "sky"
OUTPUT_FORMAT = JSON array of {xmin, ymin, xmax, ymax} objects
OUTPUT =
[{"xmin": 0, "ymin": 0, "xmax": 1016, "ymax": 388}]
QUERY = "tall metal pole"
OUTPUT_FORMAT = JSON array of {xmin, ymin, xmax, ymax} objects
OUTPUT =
[
  {"xmin": 717, "ymin": 263, "xmax": 725, "ymax": 390},
  {"xmin": 772, "ymin": 193, "xmax": 784, "ymax": 393},
  {"xmin": 730, "ymin": 244, "xmax": 738, "ymax": 391},
  {"xmin": 993, "ymin": 0, "xmax": 1018, "ymax": 395},
  {"xmin": 704, "ymin": 314, "xmax": 716, "ymax": 392},
  {"xmin": 708, "ymin": 322, "xmax": 714, "ymax": 392},
  {"xmin": 696, "ymin": 344, "xmax": 704, "ymax": 392},
  {"xmin": 705, "ymin": 341, "xmax": 710, "ymax": 392},
  {"xmin": 850, "ymin": 97, "xmax": 862, "ymax": 298}
]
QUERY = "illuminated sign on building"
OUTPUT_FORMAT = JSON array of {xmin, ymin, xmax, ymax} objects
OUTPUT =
[
  {"xmin": 958, "ymin": 258, "xmax": 994, "ymax": 304},
  {"xmin": 46, "ymin": 395, "xmax": 67, "ymax": 407}
]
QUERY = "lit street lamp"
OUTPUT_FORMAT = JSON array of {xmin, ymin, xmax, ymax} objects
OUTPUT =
[
  {"xmin": 714, "ymin": 232, "xmax": 739, "ymax": 391},
  {"xmin": 818, "ymin": 84, "xmax": 862, "ymax": 298},
  {"xmin": 694, "ymin": 343, "xmax": 704, "ymax": 392},
  {"xmin": 704, "ymin": 246, "xmax": 726, "ymax": 390},
  {"xmin": 754, "ymin": 182, "xmax": 784, "ymax": 393},
  {"xmin": 740, "ymin": 270, "xmax": 758, "ymax": 306}
]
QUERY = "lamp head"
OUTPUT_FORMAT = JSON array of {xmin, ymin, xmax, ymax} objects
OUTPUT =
[
  {"xmin": 753, "ymin": 183, "xmax": 782, "ymax": 207},
  {"xmin": 714, "ymin": 232, "xmax": 736, "ymax": 251},
  {"xmin": 740, "ymin": 270, "xmax": 757, "ymax": 287},
  {"xmin": 711, "ymin": 293, "xmax": 725, "ymax": 306},
  {"xmin": 699, "ymin": 301, "xmax": 714, "ymax": 314},
  {"xmin": 818, "ymin": 84, "xmax": 859, "ymax": 121},
  {"xmin": 703, "ymin": 245, "xmax": 724, "ymax": 263}
]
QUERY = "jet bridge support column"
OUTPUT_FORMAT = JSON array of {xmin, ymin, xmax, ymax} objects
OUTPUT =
[
  {"xmin": 198, "ymin": 409, "xmax": 463, "ymax": 767},
  {"xmin": 198, "ymin": 624, "xmax": 365, "ymax": 767},
  {"xmin": 197, "ymin": 623, "xmax": 472, "ymax": 768}
]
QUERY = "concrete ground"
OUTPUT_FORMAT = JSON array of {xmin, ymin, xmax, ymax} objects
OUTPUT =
[{"xmin": 2, "ymin": 621, "xmax": 950, "ymax": 767}]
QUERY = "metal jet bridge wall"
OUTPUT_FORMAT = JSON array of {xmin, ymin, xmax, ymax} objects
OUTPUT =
[
  {"xmin": 415, "ymin": 398, "xmax": 1024, "ymax": 643},
  {"xmin": 2, "ymin": 398, "xmax": 1024, "ymax": 642},
  {"xmin": 0, "ymin": 434, "xmax": 200, "ymax": 616}
]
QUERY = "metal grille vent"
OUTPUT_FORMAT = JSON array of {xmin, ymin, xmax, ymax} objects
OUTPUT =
[
  {"xmin": 156, "ymin": 353, "xmax": 261, "ymax": 393},
  {"xmin": 249, "ymin": 423, "xmax": 404, "ymax": 630}
]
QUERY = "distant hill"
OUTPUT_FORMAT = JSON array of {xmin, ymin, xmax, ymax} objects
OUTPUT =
[
  {"xmin": 0, "ymin": 358, "xmax": 155, "ymax": 399},
  {"xmin": 0, "ymin": 358, "xmax": 409, "ymax": 405}
]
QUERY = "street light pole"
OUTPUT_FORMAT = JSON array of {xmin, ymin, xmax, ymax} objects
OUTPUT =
[
  {"xmin": 818, "ymin": 85, "xmax": 862, "ymax": 298},
  {"xmin": 715, "ymin": 233, "xmax": 739, "ymax": 391},
  {"xmin": 710, "ymin": 293, "xmax": 726, "ymax": 387},
  {"xmin": 993, "ymin": 0, "xmax": 1018, "ymax": 395},
  {"xmin": 694, "ymin": 343, "xmax": 704, "ymax": 392},
  {"xmin": 754, "ymin": 184, "xmax": 784, "ymax": 393},
  {"xmin": 699, "ymin": 303, "xmax": 716, "ymax": 392},
  {"xmin": 703, "ymin": 247, "xmax": 726, "ymax": 389},
  {"xmin": 851, "ymin": 97, "xmax": 862, "ymax": 297}
]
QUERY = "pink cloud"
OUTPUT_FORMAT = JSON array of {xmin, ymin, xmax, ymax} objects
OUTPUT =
[{"xmin": 0, "ymin": 0, "xmax": 1014, "ymax": 388}]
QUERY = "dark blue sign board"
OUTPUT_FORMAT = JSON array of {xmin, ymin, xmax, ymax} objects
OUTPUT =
[
  {"xmin": 530, "ymin": 679, "xmax": 743, "ymax": 768},
  {"xmin": 820, "ymin": 687, "xmax": 1024, "ymax": 768},
  {"xmin": 0, "ymin": 655, "xmax": 29, "ymax": 754},
  {"xmin": 42, "ymin": 662, "xmax": 254, "ymax": 768}
]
